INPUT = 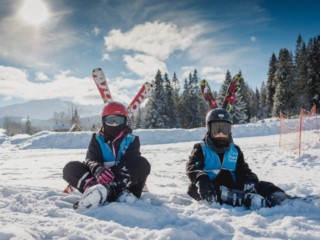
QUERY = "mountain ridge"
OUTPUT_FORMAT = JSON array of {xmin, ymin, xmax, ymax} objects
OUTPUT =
[{"xmin": 0, "ymin": 99, "xmax": 102, "ymax": 120}]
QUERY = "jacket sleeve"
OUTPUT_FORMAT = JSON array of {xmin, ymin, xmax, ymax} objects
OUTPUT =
[
  {"xmin": 234, "ymin": 145, "xmax": 259, "ymax": 187},
  {"xmin": 84, "ymin": 133, "xmax": 104, "ymax": 174},
  {"xmin": 186, "ymin": 143, "xmax": 210, "ymax": 184}
]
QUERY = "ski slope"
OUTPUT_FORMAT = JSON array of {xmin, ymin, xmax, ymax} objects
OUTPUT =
[{"xmin": 0, "ymin": 120, "xmax": 319, "ymax": 240}]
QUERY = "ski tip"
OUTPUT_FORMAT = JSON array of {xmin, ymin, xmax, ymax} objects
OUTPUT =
[
  {"xmin": 145, "ymin": 82, "xmax": 154, "ymax": 88},
  {"xmin": 200, "ymin": 79, "xmax": 206, "ymax": 84},
  {"xmin": 92, "ymin": 67, "xmax": 102, "ymax": 72}
]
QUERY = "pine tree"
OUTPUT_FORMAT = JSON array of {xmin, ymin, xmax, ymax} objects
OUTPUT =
[
  {"xmin": 71, "ymin": 109, "xmax": 80, "ymax": 125},
  {"xmin": 192, "ymin": 70, "xmax": 206, "ymax": 127},
  {"xmin": 179, "ymin": 79, "xmax": 189, "ymax": 128},
  {"xmin": 295, "ymin": 35, "xmax": 309, "ymax": 109},
  {"xmin": 143, "ymin": 70, "xmax": 167, "ymax": 128},
  {"xmin": 306, "ymin": 36, "xmax": 320, "ymax": 106},
  {"xmin": 187, "ymin": 70, "xmax": 202, "ymax": 128},
  {"xmin": 250, "ymin": 88, "xmax": 260, "ymax": 121},
  {"xmin": 266, "ymin": 53, "xmax": 278, "ymax": 117},
  {"xmin": 134, "ymin": 107, "xmax": 143, "ymax": 129},
  {"xmin": 163, "ymin": 73, "xmax": 180, "ymax": 128},
  {"xmin": 232, "ymin": 72, "xmax": 248, "ymax": 124},
  {"xmin": 259, "ymin": 82, "xmax": 268, "ymax": 119},
  {"xmin": 272, "ymin": 48, "xmax": 296, "ymax": 116},
  {"xmin": 25, "ymin": 116, "xmax": 32, "ymax": 135},
  {"xmin": 172, "ymin": 72, "xmax": 181, "ymax": 128}
]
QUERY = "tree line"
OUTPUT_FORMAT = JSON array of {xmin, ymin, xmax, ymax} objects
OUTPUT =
[
  {"xmin": 263, "ymin": 34, "xmax": 320, "ymax": 117},
  {"xmin": 133, "ymin": 34, "xmax": 320, "ymax": 129}
]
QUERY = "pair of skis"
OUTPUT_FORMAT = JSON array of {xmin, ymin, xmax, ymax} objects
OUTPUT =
[
  {"xmin": 92, "ymin": 67, "xmax": 154, "ymax": 117},
  {"xmin": 63, "ymin": 68, "xmax": 154, "ymax": 195},
  {"xmin": 200, "ymin": 74, "xmax": 242, "ymax": 112}
]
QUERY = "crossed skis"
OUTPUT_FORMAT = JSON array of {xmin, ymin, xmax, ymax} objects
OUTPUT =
[
  {"xmin": 92, "ymin": 67, "xmax": 154, "ymax": 117},
  {"xmin": 200, "ymin": 74, "xmax": 243, "ymax": 112}
]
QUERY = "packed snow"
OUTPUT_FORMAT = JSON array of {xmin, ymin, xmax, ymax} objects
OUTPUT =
[{"xmin": 0, "ymin": 119, "xmax": 320, "ymax": 240}]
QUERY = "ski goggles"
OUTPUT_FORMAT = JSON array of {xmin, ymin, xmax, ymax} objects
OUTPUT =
[
  {"xmin": 210, "ymin": 121, "xmax": 231, "ymax": 135},
  {"xmin": 103, "ymin": 115, "xmax": 126, "ymax": 126}
]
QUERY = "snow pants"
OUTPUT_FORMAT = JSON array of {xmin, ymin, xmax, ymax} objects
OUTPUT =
[{"xmin": 63, "ymin": 157, "xmax": 150, "ymax": 202}]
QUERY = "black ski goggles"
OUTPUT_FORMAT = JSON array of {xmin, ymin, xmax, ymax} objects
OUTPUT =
[
  {"xmin": 210, "ymin": 121, "xmax": 231, "ymax": 135},
  {"xmin": 103, "ymin": 115, "xmax": 126, "ymax": 126}
]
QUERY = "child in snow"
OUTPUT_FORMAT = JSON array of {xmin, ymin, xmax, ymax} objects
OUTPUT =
[
  {"xmin": 186, "ymin": 108, "xmax": 287, "ymax": 209},
  {"xmin": 63, "ymin": 101, "xmax": 150, "ymax": 208}
]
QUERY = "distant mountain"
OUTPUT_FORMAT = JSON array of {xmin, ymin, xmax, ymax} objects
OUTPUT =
[{"xmin": 0, "ymin": 99, "xmax": 102, "ymax": 120}]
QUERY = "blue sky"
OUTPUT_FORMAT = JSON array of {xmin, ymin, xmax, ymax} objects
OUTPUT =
[{"xmin": 0, "ymin": 0, "xmax": 319, "ymax": 108}]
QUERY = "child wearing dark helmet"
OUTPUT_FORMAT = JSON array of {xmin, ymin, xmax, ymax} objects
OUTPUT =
[
  {"xmin": 186, "ymin": 108, "xmax": 287, "ymax": 209},
  {"xmin": 63, "ymin": 101, "xmax": 150, "ymax": 209}
]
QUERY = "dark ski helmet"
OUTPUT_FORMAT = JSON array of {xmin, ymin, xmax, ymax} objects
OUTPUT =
[{"xmin": 206, "ymin": 108, "xmax": 233, "ymax": 129}]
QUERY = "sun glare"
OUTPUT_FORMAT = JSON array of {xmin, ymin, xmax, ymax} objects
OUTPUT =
[{"xmin": 19, "ymin": 0, "xmax": 49, "ymax": 26}]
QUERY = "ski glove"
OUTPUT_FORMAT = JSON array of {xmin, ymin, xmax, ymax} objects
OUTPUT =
[
  {"xmin": 196, "ymin": 179, "xmax": 217, "ymax": 203},
  {"xmin": 94, "ymin": 166, "xmax": 115, "ymax": 185},
  {"xmin": 243, "ymin": 181, "xmax": 258, "ymax": 194}
]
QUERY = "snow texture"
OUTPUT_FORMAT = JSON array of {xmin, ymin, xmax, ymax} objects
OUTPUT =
[{"xmin": 0, "ymin": 119, "xmax": 319, "ymax": 240}]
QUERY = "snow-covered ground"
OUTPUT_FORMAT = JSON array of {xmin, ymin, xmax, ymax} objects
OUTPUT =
[{"xmin": 0, "ymin": 120, "xmax": 320, "ymax": 240}]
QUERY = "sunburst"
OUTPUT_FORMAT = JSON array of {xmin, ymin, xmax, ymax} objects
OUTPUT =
[{"xmin": 19, "ymin": 0, "xmax": 49, "ymax": 27}]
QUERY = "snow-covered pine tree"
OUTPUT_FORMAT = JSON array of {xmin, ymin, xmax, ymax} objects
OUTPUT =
[
  {"xmin": 266, "ymin": 53, "xmax": 278, "ymax": 117},
  {"xmin": 306, "ymin": 36, "xmax": 320, "ymax": 108},
  {"xmin": 294, "ymin": 35, "xmax": 309, "ymax": 109},
  {"xmin": 133, "ymin": 107, "xmax": 143, "ymax": 129},
  {"xmin": 250, "ymin": 88, "xmax": 260, "ymax": 122},
  {"xmin": 163, "ymin": 73, "xmax": 180, "ymax": 128},
  {"xmin": 187, "ymin": 70, "xmax": 202, "ymax": 128},
  {"xmin": 231, "ymin": 72, "xmax": 248, "ymax": 124},
  {"xmin": 259, "ymin": 82, "xmax": 268, "ymax": 119},
  {"xmin": 179, "ymin": 79, "xmax": 189, "ymax": 128},
  {"xmin": 172, "ymin": 72, "xmax": 182, "ymax": 128},
  {"xmin": 142, "ymin": 70, "xmax": 167, "ymax": 128},
  {"xmin": 272, "ymin": 48, "xmax": 296, "ymax": 116},
  {"xmin": 192, "ymin": 70, "xmax": 207, "ymax": 127}
]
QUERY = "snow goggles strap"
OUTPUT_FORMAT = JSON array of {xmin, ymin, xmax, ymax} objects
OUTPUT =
[
  {"xmin": 210, "ymin": 121, "xmax": 231, "ymax": 135},
  {"xmin": 103, "ymin": 115, "xmax": 126, "ymax": 126}
]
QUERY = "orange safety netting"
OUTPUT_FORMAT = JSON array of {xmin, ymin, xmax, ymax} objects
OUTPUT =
[{"xmin": 279, "ymin": 105, "xmax": 319, "ymax": 156}]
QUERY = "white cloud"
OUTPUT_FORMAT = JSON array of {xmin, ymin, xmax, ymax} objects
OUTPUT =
[
  {"xmin": 123, "ymin": 54, "xmax": 168, "ymax": 80},
  {"xmin": 0, "ymin": 65, "xmax": 147, "ymax": 106},
  {"xmin": 181, "ymin": 66, "xmax": 196, "ymax": 80},
  {"xmin": 92, "ymin": 27, "xmax": 100, "ymax": 36},
  {"xmin": 102, "ymin": 53, "xmax": 111, "ymax": 61},
  {"xmin": 180, "ymin": 65, "xmax": 225, "ymax": 85},
  {"xmin": 0, "ymin": 66, "xmax": 101, "ymax": 106},
  {"xmin": 201, "ymin": 66, "xmax": 226, "ymax": 84},
  {"xmin": 35, "ymin": 72, "xmax": 49, "ymax": 81},
  {"xmin": 104, "ymin": 21, "xmax": 203, "ymax": 61}
]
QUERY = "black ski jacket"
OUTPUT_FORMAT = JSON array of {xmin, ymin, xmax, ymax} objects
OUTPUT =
[
  {"xmin": 84, "ymin": 128, "xmax": 143, "ymax": 175},
  {"xmin": 186, "ymin": 138, "xmax": 259, "ymax": 190}
]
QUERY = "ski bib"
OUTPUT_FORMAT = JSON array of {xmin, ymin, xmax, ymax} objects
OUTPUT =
[
  {"xmin": 200, "ymin": 142, "xmax": 238, "ymax": 182},
  {"xmin": 96, "ymin": 133, "xmax": 135, "ymax": 167}
]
